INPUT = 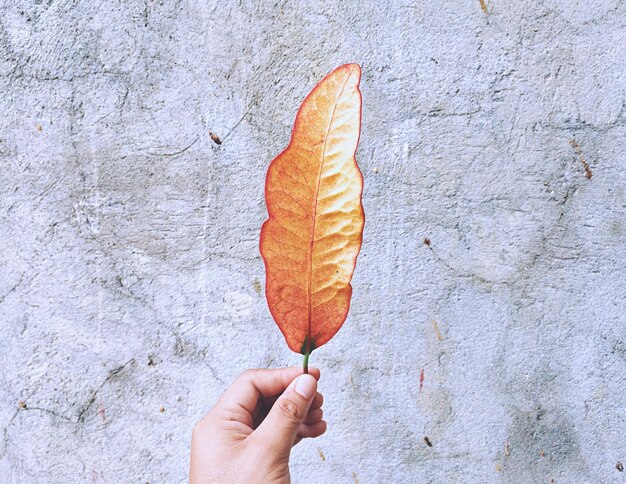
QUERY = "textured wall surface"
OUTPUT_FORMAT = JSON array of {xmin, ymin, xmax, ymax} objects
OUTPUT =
[{"xmin": 1, "ymin": 0, "xmax": 625, "ymax": 482}]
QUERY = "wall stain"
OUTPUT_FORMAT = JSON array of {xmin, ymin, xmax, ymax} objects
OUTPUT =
[
  {"xmin": 317, "ymin": 448, "xmax": 325, "ymax": 461},
  {"xmin": 431, "ymin": 320, "xmax": 444, "ymax": 341},
  {"xmin": 479, "ymin": 0, "xmax": 492, "ymax": 15},
  {"xmin": 502, "ymin": 405, "xmax": 584, "ymax": 481},
  {"xmin": 209, "ymin": 131, "xmax": 222, "ymax": 145},
  {"xmin": 569, "ymin": 139, "xmax": 592, "ymax": 180}
]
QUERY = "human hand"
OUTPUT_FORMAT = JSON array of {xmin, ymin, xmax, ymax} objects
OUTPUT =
[{"xmin": 190, "ymin": 367, "xmax": 326, "ymax": 483}]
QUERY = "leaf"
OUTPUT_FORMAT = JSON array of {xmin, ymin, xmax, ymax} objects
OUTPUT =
[{"xmin": 260, "ymin": 63, "xmax": 365, "ymax": 357}]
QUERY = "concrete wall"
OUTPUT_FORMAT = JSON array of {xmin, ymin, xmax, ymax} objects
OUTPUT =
[{"xmin": 1, "ymin": 0, "xmax": 625, "ymax": 482}]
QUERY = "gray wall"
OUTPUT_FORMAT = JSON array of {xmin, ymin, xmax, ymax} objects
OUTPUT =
[{"xmin": 1, "ymin": 1, "xmax": 625, "ymax": 482}]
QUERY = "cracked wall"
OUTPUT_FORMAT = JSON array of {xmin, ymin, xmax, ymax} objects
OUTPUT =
[{"xmin": 1, "ymin": 0, "xmax": 625, "ymax": 482}]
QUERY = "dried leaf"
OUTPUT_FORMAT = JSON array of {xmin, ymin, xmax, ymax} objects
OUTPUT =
[{"xmin": 260, "ymin": 64, "xmax": 364, "ymax": 358}]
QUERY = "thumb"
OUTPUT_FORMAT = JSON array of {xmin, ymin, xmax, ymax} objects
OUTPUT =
[{"xmin": 254, "ymin": 373, "xmax": 317, "ymax": 455}]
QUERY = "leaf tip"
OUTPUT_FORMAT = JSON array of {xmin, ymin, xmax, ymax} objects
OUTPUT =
[
  {"xmin": 338, "ymin": 63, "xmax": 362, "ymax": 85},
  {"xmin": 342, "ymin": 63, "xmax": 361, "ymax": 75}
]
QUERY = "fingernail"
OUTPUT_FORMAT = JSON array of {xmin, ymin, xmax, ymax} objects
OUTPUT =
[{"xmin": 294, "ymin": 374, "xmax": 316, "ymax": 399}]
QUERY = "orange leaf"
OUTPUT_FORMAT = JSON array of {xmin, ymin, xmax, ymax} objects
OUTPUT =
[{"xmin": 260, "ymin": 64, "xmax": 365, "ymax": 357}]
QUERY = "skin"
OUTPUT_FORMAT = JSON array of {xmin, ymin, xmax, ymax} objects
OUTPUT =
[{"xmin": 190, "ymin": 367, "xmax": 326, "ymax": 484}]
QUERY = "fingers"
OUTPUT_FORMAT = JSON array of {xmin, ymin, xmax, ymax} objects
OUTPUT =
[
  {"xmin": 297, "ymin": 420, "xmax": 327, "ymax": 439},
  {"xmin": 311, "ymin": 391, "xmax": 323, "ymax": 410},
  {"xmin": 303, "ymin": 408, "xmax": 323, "ymax": 424},
  {"xmin": 293, "ymin": 407, "xmax": 326, "ymax": 446},
  {"xmin": 216, "ymin": 367, "xmax": 320, "ymax": 417},
  {"xmin": 252, "ymin": 373, "xmax": 318, "ymax": 457}
]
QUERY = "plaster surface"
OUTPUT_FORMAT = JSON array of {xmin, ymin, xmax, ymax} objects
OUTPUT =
[{"xmin": 1, "ymin": 1, "xmax": 625, "ymax": 482}]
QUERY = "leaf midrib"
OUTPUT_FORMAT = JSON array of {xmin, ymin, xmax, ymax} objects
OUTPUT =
[{"xmin": 305, "ymin": 71, "xmax": 354, "ymax": 352}]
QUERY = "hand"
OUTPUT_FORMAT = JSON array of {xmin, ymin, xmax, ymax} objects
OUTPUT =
[{"xmin": 190, "ymin": 367, "xmax": 326, "ymax": 483}]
